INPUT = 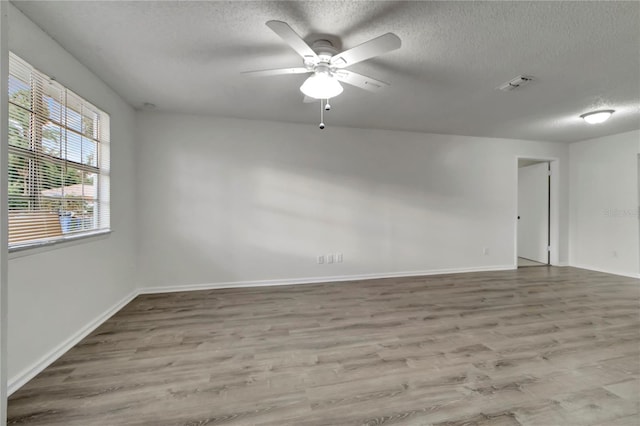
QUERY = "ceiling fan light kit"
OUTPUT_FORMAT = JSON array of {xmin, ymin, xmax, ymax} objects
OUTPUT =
[
  {"xmin": 243, "ymin": 20, "xmax": 401, "ymax": 129},
  {"xmin": 300, "ymin": 68, "xmax": 344, "ymax": 99}
]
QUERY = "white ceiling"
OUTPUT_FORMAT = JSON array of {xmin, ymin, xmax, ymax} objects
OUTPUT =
[{"xmin": 12, "ymin": 0, "xmax": 640, "ymax": 143}]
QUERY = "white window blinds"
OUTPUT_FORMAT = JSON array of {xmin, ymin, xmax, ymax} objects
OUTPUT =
[{"xmin": 7, "ymin": 53, "xmax": 110, "ymax": 249}]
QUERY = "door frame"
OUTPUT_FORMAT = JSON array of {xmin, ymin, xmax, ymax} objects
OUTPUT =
[{"xmin": 514, "ymin": 156, "xmax": 560, "ymax": 267}]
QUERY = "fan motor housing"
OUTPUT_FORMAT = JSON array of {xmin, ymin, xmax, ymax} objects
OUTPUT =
[{"xmin": 311, "ymin": 39, "xmax": 338, "ymax": 60}]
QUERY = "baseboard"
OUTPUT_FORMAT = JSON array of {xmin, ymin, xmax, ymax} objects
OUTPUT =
[
  {"xmin": 9, "ymin": 262, "xmax": 633, "ymax": 396},
  {"xmin": 554, "ymin": 261, "xmax": 570, "ymax": 267},
  {"xmin": 7, "ymin": 289, "xmax": 139, "ymax": 396},
  {"xmin": 5, "ymin": 264, "xmax": 516, "ymax": 395},
  {"xmin": 138, "ymin": 265, "xmax": 516, "ymax": 294},
  {"xmin": 569, "ymin": 264, "xmax": 640, "ymax": 280}
]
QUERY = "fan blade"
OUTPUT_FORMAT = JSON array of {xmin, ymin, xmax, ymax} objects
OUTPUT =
[
  {"xmin": 242, "ymin": 67, "xmax": 309, "ymax": 77},
  {"xmin": 333, "ymin": 70, "xmax": 389, "ymax": 92},
  {"xmin": 266, "ymin": 20, "xmax": 318, "ymax": 63},
  {"xmin": 303, "ymin": 95, "xmax": 316, "ymax": 103},
  {"xmin": 330, "ymin": 33, "xmax": 401, "ymax": 68}
]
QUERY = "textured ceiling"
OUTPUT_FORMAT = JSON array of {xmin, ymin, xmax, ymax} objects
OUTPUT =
[{"xmin": 12, "ymin": 0, "xmax": 640, "ymax": 143}]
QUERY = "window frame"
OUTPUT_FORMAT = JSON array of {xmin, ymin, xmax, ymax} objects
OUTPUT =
[{"xmin": 7, "ymin": 53, "xmax": 111, "ymax": 252}]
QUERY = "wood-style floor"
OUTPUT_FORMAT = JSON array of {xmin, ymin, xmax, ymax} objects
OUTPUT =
[
  {"xmin": 517, "ymin": 257, "xmax": 548, "ymax": 268},
  {"xmin": 8, "ymin": 267, "xmax": 640, "ymax": 425}
]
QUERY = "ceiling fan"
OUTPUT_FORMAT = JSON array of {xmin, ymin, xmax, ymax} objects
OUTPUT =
[{"xmin": 243, "ymin": 20, "xmax": 401, "ymax": 104}]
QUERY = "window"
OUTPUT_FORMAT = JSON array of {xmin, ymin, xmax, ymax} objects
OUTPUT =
[{"xmin": 7, "ymin": 53, "xmax": 110, "ymax": 250}]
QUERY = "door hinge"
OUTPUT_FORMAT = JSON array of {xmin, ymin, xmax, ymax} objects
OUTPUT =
[{"xmin": 547, "ymin": 246, "xmax": 551, "ymax": 252}]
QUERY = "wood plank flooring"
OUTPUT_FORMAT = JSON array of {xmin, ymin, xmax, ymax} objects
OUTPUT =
[
  {"xmin": 517, "ymin": 257, "xmax": 547, "ymax": 267},
  {"xmin": 7, "ymin": 267, "xmax": 640, "ymax": 425}
]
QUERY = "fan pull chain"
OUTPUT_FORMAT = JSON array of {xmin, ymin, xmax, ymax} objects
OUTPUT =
[{"xmin": 319, "ymin": 99, "xmax": 325, "ymax": 129}]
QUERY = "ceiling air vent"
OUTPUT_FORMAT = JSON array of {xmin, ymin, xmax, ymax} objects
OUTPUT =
[{"xmin": 497, "ymin": 75, "xmax": 534, "ymax": 92}]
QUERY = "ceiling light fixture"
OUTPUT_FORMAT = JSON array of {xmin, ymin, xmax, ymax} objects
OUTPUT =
[
  {"xmin": 580, "ymin": 109, "xmax": 614, "ymax": 124},
  {"xmin": 300, "ymin": 66, "xmax": 343, "ymax": 100}
]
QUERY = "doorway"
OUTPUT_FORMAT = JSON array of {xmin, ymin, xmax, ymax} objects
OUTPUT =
[{"xmin": 517, "ymin": 159, "xmax": 550, "ymax": 267}]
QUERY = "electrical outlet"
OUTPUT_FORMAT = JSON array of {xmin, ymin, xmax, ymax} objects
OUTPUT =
[
  {"xmin": 336, "ymin": 252, "xmax": 343, "ymax": 263},
  {"xmin": 327, "ymin": 254, "xmax": 334, "ymax": 264},
  {"xmin": 317, "ymin": 255, "xmax": 325, "ymax": 264},
  {"xmin": 483, "ymin": 247, "xmax": 489, "ymax": 256}
]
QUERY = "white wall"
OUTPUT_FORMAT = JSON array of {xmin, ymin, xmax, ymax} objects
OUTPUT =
[
  {"xmin": 6, "ymin": 5, "xmax": 137, "ymax": 389},
  {"xmin": 518, "ymin": 162, "xmax": 549, "ymax": 263},
  {"xmin": 569, "ymin": 129, "xmax": 640, "ymax": 278},
  {"xmin": 1, "ymin": 4, "xmax": 636, "ymax": 413},
  {"xmin": 135, "ymin": 112, "xmax": 569, "ymax": 290}
]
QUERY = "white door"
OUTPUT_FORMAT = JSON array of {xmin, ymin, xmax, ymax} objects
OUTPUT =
[{"xmin": 518, "ymin": 162, "xmax": 549, "ymax": 263}]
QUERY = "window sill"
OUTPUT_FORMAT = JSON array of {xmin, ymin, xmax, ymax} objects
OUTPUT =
[{"xmin": 8, "ymin": 229, "xmax": 112, "ymax": 259}]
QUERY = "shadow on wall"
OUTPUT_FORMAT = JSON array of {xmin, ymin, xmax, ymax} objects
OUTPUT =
[{"xmin": 136, "ymin": 124, "xmax": 518, "ymax": 288}]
